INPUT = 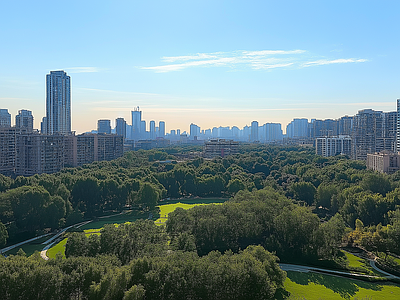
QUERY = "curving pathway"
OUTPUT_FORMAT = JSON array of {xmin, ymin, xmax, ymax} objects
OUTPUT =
[
  {"xmin": 40, "ymin": 220, "xmax": 93, "ymax": 260},
  {"xmin": 279, "ymin": 263, "xmax": 384, "ymax": 280}
]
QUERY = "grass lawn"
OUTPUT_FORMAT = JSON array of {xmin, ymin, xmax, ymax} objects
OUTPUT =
[
  {"xmin": 47, "ymin": 238, "xmax": 68, "ymax": 259},
  {"xmin": 155, "ymin": 198, "xmax": 226, "ymax": 225},
  {"xmin": 283, "ymin": 271, "xmax": 400, "ymax": 300},
  {"xmin": 341, "ymin": 250, "xmax": 385, "ymax": 276}
]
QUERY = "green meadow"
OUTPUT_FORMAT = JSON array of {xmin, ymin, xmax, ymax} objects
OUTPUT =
[
  {"xmin": 46, "ymin": 198, "xmax": 227, "ymax": 258},
  {"xmin": 282, "ymin": 271, "xmax": 400, "ymax": 300}
]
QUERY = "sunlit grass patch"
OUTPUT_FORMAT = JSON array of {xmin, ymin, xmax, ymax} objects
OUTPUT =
[
  {"xmin": 284, "ymin": 271, "xmax": 400, "ymax": 300},
  {"xmin": 46, "ymin": 238, "xmax": 67, "ymax": 259},
  {"xmin": 155, "ymin": 201, "xmax": 224, "ymax": 225}
]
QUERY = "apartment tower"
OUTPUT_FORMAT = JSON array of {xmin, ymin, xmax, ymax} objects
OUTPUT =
[{"xmin": 43, "ymin": 70, "xmax": 71, "ymax": 135}]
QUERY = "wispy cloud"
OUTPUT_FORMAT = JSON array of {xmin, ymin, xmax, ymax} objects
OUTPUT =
[
  {"xmin": 65, "ymin": 67, "xmax": 102, "ymax": 73},
  {"xmin": 302, "ymin": 58, "xmax": 368, "ymax": 67},
  {"xmin": 141, "ymin": 50, "xmax": 368, "ymax": 73}
]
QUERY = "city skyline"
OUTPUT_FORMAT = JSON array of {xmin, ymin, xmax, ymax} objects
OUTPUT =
[{"xmin": 1, "ymin": 1, "xmax": 399, "ymax": 133}]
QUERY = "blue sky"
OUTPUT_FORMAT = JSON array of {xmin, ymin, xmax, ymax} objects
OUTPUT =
[{"xmin": 1, "ymin": 0, "xmax": 399, "ymax": 133}]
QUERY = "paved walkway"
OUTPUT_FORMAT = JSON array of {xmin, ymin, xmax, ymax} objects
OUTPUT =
[
  {"xmin": 279, "ymin": 263, "xmax": 383, "ymax": 280},
  {"xmin": 40, "ymin": 221, "xmax": 93, "ymax": 260},
  {"xmin": 0, "ymin": 233, "xmax": 52, "ymax": 254}
]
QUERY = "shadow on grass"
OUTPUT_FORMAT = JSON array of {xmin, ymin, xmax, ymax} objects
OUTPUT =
[
  {"xmin": 286, "ymin": 271, "xmax": 382, "ymax": 299},
  {"xmin": 79, "ymin": 210, "xmax": 147, "ymax": 230},
  {"xmin": 159, "ymin": 198, "xmax": 228, "ymax": 206}
]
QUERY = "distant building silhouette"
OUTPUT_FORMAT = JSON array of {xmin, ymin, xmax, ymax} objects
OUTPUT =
[
  {"xmin": 131, "ymin": 106, "xmax": 142, "ymax": 140},
  {"xmin": 116, "ymin": 117, "xmax": 126, "ymax": 139}
]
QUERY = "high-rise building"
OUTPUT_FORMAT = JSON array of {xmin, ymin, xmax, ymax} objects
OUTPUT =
[
  {"xmin": 0, "ymin": 109, "xmax": 11, "ymax": 127},
  {"xmin": 16, "ymin": 109, "xmax": 34, "ymax": 132},
  {"xmin": 140, "ymin": 121, "xmax": 146, "ymax": 138},
  {"xmin": 190, "ymin": 123, "xmax": 200, "ymax": 139},
  {"xmin": 351, "ymin": 109, "xmax": 396, "ymax": 160},
  {"xmin": 43, "ymin": 71, "xmax": 71, "ymax": 135},
  {"xmin": 286, "ymin": 118, "xmax": 309, "ymax": 138},
  {"xmin": 97, "ymin": 119, "xmax": 111, "ymax": 134},
  {"xmin": 396, "ymin": 99, "xmax": 400, "ymax": 152},
  {"xmin": 338, "ymin": 116, "xmax": 353, "ymax": 135},
  {"xmin": 131, "ymin": 106, "xmax": 142, "ymax": 140},
  {"xmin": 159, "ymin": 121, "xmax": 165, "ymax": 138},
  {"xmin": 309, "ymin": 119, "xmax": 338, "ymax": 138},
  {"xmin": 250, "ymin": 121, "xmax": 259, "ymax": 142},
  {"xmin": 116, "ymin": 117, "xmax": 126, "ymax": 139},
  {"xmin": 150, "ymin": 120, "xmax": 156, "ymax": 139},
  {"xmin": 316, "ymin": 136, "xmax": 351, "ymax": 157}
]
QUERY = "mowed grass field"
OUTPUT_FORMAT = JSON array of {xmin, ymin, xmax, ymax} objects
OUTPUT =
[
  {"xmin": 46, "ymin": 198, "xmax": 227, "ymax": 258},
  {"xmin": 283, "ymin": 271, "xmax": 400, "ymax": 300},
  {"xmin": 155, "ymin": 198, "xmax": 226, "ymax": 225}
]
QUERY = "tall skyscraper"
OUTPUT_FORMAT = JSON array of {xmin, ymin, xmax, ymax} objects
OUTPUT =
[
  {"xmin": 16, "ymin": 109, "xmax": 34, "ymax": 132},
  {"xmin": 116, "ymin": 117, "xmax": 126, "ymax": 139},
  {"xmin": 131, "ymin": 106, "xmax": 142, "ymax": 140},
  {"xmin": 150, "ymin": 120, "xmax": 156, "ymax": 139},
  {"xmin": 97, "ymin": 119, "xmax": 111, "ymax": 134},
  {"xmin": 397, "ymin": 99, "xmax": 400, "ymax": 152},
  {"xmin": 0, "ymin": 109, "xmax": 11, "ymax": 127},
  {"xmin": 190, "ymin": 123, "xmax": 200, "ymax": 139},
  {"xmin": 159, "ymin": 121, "xmax": 165, "ymax": 138},
  {"xmin": 250, "ymin": 121, "xmax": 259, "ymax": 142},
  {"xmin": 44, "ymin": 70, "xmax": 71, "ymax": 135}
]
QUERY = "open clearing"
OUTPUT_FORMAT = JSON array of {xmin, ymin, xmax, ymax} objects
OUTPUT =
[
  {"xmin": 283, "ymin": 271, "xmax": 400, "ymax": 300},
  {"xmin": 46, "ymin": 198, "xmax": 227, "ymax": 258},
  {"xmin": 155, "ymin": 198, "xmax": 226, "ymax": 225}
]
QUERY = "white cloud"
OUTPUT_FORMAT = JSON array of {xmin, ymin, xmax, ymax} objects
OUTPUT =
[
  {"xmin": 302, "ymin": 58, "xmax": 368, "ymax": 67},
  {"xmin": 141, "ymin": 50, "xmax": 368, "ymax": 72}
]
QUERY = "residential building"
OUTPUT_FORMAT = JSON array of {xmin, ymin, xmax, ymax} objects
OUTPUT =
[
  {"xmin": 43, "ymin": 70, "xmax": 71, "ymax": 135},
  {"xmin": 250, "ymin": 121, "xmax": 258, "ymax": 142},
  {"xmin": 351, "ymin": 109, "xmax": 397, "ymax": 160},
  {"xmin": 116, "ymin": 117, "xmax": 126, "ymax": 139},
  {"xmin": 159, "ymin": 121, "xmax": 165, "ymax": 138},
  {"xmin": 131, "ymin": 107, "xmax": 142, "ymax": 140},
  {"xmin": 204, "ymin": 139, "xmax": 239, "ymax": 158},
  {"xmin": 97, "ymin": 119, "xmax": 111, "ymax": 134},
  {"xmin": 190, "ymin": 123, "xmax": 200, "ymax": 139},
  {"xmin": 367, "ymin": 151, "xmax": 400, "ymax": 174},
  {"xmin": 0, "ymin": 127, "xmax": 22, "ymax": 176},
  {"xmin": 15, "ymin": 109, "xmax": 34, "ymax": 132},
  {"xmin": 0, "ymin": 109, "xmax": 11, "ymax": 127},
  {"xmin": 286, "ymin": 118, "xmax": 309, "ymax": 139},
  {"xmin": 316, "ymin": 135, "xmax": 351, "ymax": 157},
  {"xmin": 150, "ymin": 120, "xmax": 156, "ymax": 139}
]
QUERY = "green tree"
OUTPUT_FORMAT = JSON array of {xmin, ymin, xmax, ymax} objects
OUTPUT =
[
  {"xmin": 361, "ymin": 173, "xmax": 392, "ymax": 196},
  {"xmin": 123, "ymin": 284, "xmax": 145, "ymax": 300},
  {"xmin": 0, "ymin": 221, "xmax": 8, "ymax": 247},
  {"xmin": 291, "ymin": 182, "xmax": 316, "ymax": 205},
  {"xmin": 227, "ymin": 178, "xmax": 246, "ymax": 195},
  {"xmin": 138, "ymin": 183, "xmax": 159, "ymax": 210}
]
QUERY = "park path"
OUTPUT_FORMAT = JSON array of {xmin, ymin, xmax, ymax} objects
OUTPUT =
[
  {"xmin": 344, "ymin": 249, "xmax": 400, "ymax": 280},
  {"xmin": 279, "ymin": 263, "xmax": 384, "ymax": 280},
  {"xmin": 40, "ymin": 220, "xmax": 92, "ymax": 260},
  {"xmin": 0, "ymin": 233, "xmax": 52, "ymax": 254}
]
